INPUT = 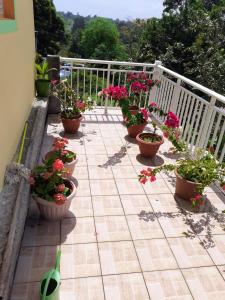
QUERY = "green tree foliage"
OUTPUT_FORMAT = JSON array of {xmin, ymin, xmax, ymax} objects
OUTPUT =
[
  {"xmin": 33, "ymin": 0, "xmax": 67, "ymax": 56},
  {"xmin": 81, "ymin": 17, "xmax": 127, "ymax": 60}
]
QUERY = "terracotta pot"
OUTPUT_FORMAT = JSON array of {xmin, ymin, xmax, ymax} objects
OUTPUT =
[
  {"xmin": 61, "ymin": 115, "xmax": 83, "ymax": 134},
  {"xmin": 44, "ymin": 151, "xmax": 78, "ymax": 179},
  {"xmin": 175, "ymin": 171, "xmax": 200, "ymax": 201},
  {"xmin": 127, "ymin": 122, "xmax": 147, "ymax": 138},
  {"xmin": 48, "ymin": 95, "xmax": 61, "ymax": 114},
  {"xmin": 36, "ymin": 180, "xmax": 76, "ymax": 221},
  {"xmin": 136, "ymin": 133, "xmax": 164, "ymax": 158}
]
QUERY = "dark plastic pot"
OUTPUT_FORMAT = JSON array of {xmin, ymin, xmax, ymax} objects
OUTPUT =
[
  {"xmin": 61, "ymin": 115, "xmax": 83, "ymax": 134},
  {"xmin": 175, "ymin": 170, "xmax": 200, "ymax": 201},
  {"xmin": 36, "ymin": 79, "xmax": 50, "ymax": 97},
  {"xmin": 136, "ymin": 133, "xmax": 164, "ymax": 158},
  {"xmin": 48, "ymin": 95, "xmax": 61, "ymax": 114}
]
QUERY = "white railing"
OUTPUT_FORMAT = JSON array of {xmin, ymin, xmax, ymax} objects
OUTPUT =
[{"xmin": 60, "ymin": 57, "xmax": 225, "ymax": 162}]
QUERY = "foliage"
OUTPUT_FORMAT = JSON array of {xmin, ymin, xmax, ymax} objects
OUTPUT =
[
  {"xmin": 33, "ymin": 0, "xmax": 67, "ymax": 56},
  {"xmin": 36, "ymin": 60, "xmax": 56, "ymax": 80}
]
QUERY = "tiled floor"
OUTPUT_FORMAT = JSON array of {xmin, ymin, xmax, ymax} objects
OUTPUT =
[{"xmin": 11, "ymin": 109, "xmax": 225, "ymax": 299}]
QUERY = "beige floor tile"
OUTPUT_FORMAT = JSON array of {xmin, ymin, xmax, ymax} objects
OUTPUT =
[
  {"xmin": 189, "ymin": 213, "xmax": 225, "ymax": 236},
  {"xmin": 105, "ymin": 145, "xmax": 128, "ymax": 155},
  {"xmin": 76, "ymin": 180, "xmax": 91, "ymax": 197},
  {"xmin": 201, "ymin": 235, "xmax": 225, "ymax": 265},
  {"xmin": 98, "ymin": 241, "xmax": 140, "ymax": 275},
  {"xmin": 182, "ymin": 266, "xmax": 225, "ymax": 299},
  {"xmin": 134, "ymin": 239, "xmax": 178, "ymax": 272},
  {"xmin": 103, "ymin": 153, "xmax": 132, "ymax": 166},
  {"xmin": 66, "ymin": 196, "xmax": 93, "ymax": 218},
  {"xmin": 120, "ymin": 195, "xmax": 153, "ymax": 215},
  {"xmin": 112, "ymin": 165, "xmax": 137, "ymax": 179},
  {"xmin": 217, "ymin": 265, "xmax": 225, "ymax": 280},
  {"xmin": 148, "ymin": 194, "xmax": 181, "ymax": 213},
  {"xmin": 61, "ymin": 243, "xmax": 101, "ymax": 279},
  {"xmin": 129, "ymin": 154, "xmax": 155, "ymax": 167},
  {"xmin": 95, "ymin": 216, "xmax": 131, "ymax": 242},
  {"xmin": 87, "ymin": 155, "xmax": 109, "ymax": 166},
  {"xmin": 90, "ymin": 180, "xmax": 118, "ymax": 196},
  {"xmin": 143, "ymin": 179, "xmax": 171, "ymax": 195},
  {"xmin": 73, "ymin": 166, "xmax": 89, "ymax": 179},
  {"xmin": 168, "ymin": 237, "xmax": 213, "ymax": 268},
  {"xmin": 103, "ymin": 138, "xmax": 124, "ymax": 146},
  {"xmin": 11, "ymin": 282, "xmax": 39, "ymax": 300},
  {"xmin": 22, "ymin": 220, "xmax": 60, "ymax": 247},
  {"xmin": 88, "ymin": 165, "xmax": 114, "ymax": 179},
  {"xmin": 158, "ymin": 214, "xmax": 194, "ymax": 238},
  {"xmin": 116, "ymin": 179, "xmax": 144, "ymax": 195},
  {"xmin": 206, "ymin": 193, "xmax": 225, "ymax": 211},
  {"xmin": 127, "ymin": 215, "xmax": 164, "ymax": 240},
  {"xmin": 61, "ymin": 217, "xmax": 96, "ymax": 244},
  {"xmin": 84, "ymin": 137, "xmax": 105, "ymax": 146},
  {"xmin": 14, "ymin": 246, "xmax": 58, "ymax": 283},
  {"xmin": 60, "ymin": 277, "xmax": 104, "ymax": 300},
  {"xmin": 103, "ymin": 273, "xmax": 149, "ymax": 300},
  {"xmin": 144, "ymin": 270, "xmax": 192, "ymax": 300},
  {"xmin": 76, "ymin": 155, "xmax": 87, "ymax": 166},
  {"xmin": 85, "ymin": 145, "xmax": 107, "ymax": 154},
  {"xmin": 92, "ymin": 195, "xmax": 124, "ymax": 216}
]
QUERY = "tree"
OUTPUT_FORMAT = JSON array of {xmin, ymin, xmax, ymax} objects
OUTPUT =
[
  {"xmin": 33, "ymin": 0, "xmax": 67, "ymax": 56},
  {"xmin": 81, "ymin": 17, "xmax": 127, "ymax": 60}
]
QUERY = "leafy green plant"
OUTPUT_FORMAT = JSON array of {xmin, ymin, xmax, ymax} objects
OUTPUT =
[{"xmin": 36, "ymin": 60, "xmax": 56, "ymax": 80}]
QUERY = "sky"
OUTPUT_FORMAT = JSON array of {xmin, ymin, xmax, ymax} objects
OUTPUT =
[{"xmin": 53, "ymin": 0, "xmax": 164, "ymax": 20}]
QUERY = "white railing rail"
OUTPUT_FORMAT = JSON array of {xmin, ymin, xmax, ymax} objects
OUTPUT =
[{"xmin": 59, "ymin": 57, "xmax": 225, "ymax": 162}]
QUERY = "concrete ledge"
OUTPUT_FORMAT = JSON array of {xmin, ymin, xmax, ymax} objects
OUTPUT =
[{"xmin": 0, "ymin": 98, "xmax": 48, "ymax": 300}]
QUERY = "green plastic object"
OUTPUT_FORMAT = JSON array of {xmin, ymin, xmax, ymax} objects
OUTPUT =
[
  {"xmin": 36, "ymin": 79, "xmax": 50, "ymax": 97},
  {"xmin": 40, "ymin": 250, "xmax": 61, "ymax": 300}
]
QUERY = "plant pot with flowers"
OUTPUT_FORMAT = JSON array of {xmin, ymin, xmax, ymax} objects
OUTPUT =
[
  {"xmin": 136, "ymin": 121, "xmax": 164, "ymax": 158},
  {"xmin": 52, "ymin": 80, "xmax": 93, "ymax": 134},
  {"xmin": 126, "ymin": 108, "xmax": 149, "ymax": 138},
  {"xmin": 44, "ymin": 137, "xmax": 77, "ymax": 179},
  {"xmin": 30, "ymin": 159, "xmax": 76, "ymax": 221},
  {"xmin": 139, "ymin": 150, "xmax": 225, "ymax": 207}
]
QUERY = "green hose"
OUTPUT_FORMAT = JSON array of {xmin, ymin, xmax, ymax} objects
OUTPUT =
[{"xmin": 17, "ymin": 121, "xmax": 28, "ymax": 164}]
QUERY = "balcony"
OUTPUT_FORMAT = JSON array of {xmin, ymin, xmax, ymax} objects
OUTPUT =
[{"xmin": 10, "ymin": 58, "xmax": 225, "ymax": 299}]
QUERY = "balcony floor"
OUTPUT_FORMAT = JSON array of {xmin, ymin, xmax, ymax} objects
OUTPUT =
[{"xmin": 11, "ymin": 108, "xmax": 225, "ymax": 299}]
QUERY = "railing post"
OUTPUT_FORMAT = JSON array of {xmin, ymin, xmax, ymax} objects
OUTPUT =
[
  {"xmin": 104, "ymin": 64, "xmax": 111, "ymax": 115},
  {"xmin": 198, "ymin": 96, "xmax": 217, "ymax": 148},
  {"xmin": 149, "ymin": 60, "xmax": 162, "ymax": 104},
  {"xmin": 170, "ymin": 78, "xmax": 182, "ymax": 113},
  {"xmin": 47, "ymin": 55, "xmax": 60, "ymax": 81}
]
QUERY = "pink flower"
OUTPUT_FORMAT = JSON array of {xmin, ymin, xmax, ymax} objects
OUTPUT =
[
  {"xmin": 146, "ymin": 79, "xmax": 154, "ymax": 87},
  {"xmin": 164, "ymin": 111, "xmax": 180, "ymax": 128},
  {"xmin": 53, "ymin": 137, "xmax": 68, "ymax": 151},
  {"xmin": 61, "ymin": 150, "xmax": 69, "ymax": 156},
  {"xmin": 52, "ymin": 159, "xmax": 64, "ymax": 172},
  {"xmin": 56, "ymin": 184, "xmax": 65, "ymax": 193},
  {"xmin": 51, "ymin": 80, "xmax": 58, "ymax": 85},
  {"xmin": 150, "ymin": 175, "xmax": 156, "ymax": 182},
  {"xmin": 53, "ymin": 193, "xmax": 66, "ymax": 205},
  {"xmin": 102, "ymin": 86, "xmax": 128, "ymax": 100},
  {"xmin": 140, "ymin": 108, "xmax": 149, "ymax": 121},
  {"xmin": 149, "ymin": 102, "xmax": 157, "ymax": 107},
  {"xmin": 75, "ymin": 101, "xmax": 86, "ymax": 112},
  {"xmin": 131, "ymin": 81, "xmax": 147, "ymax": 94},
  {"xmin": 29, "ymin": 176, "xmax": 35, "ymax": 185},
  {"xmin": 222, "ymin": 185, "xmax": 225, "ymax": 191},
  {"xmin": 163, "ymin": 131, "xmax": 169, "ymax": 138}
]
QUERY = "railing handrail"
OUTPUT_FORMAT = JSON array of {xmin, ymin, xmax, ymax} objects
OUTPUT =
[
  {"xmin": 60, "ymin": 56, "xmax": 156, "ymax": 68},
  {"xmin": 159, "ymin": 65, "xmax": 225, "ymax": 104}
]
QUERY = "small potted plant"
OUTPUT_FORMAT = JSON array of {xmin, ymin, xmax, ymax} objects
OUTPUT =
[
  {"xmin": 35, "ymin": 60, "xmax": 56, "ymax": 97},
  {"xmin": 53, "ymin": 80, "xmax": 93, "ymax": 133},
  {"xmin": 30, "ymin": 158, "xmax": 76, "ymax": 220},
  {"xmin": 44, "ymin": 137, "xmax": 77, "ymax": 179},
  {"xmin": 136, "ymin": 121, "xmax": 164, "ymax": 158},
  {"xmin": 139, "ymin": 150, "xmax": 225, "ymax": 206},
  {"xmin": 126, "ymin": 108, "xmax": 149, "ymax": 138}
]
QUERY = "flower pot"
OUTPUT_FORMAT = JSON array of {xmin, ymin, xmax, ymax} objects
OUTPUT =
[
  {"xmin": 48, "ymin": 95, "xmax": 61, "ymax": 114},
  {"xmin": 136, "ymin": 133, "xmax": 164, "ymax": 158},
  {"xmin": 175, "ymin": 171, "xmax": 200, "ymax": 201},
  {"xmin": 36, "ymin": 180, "xmax": 76, "ymax": 221},
  {"xmin": 127, "ymin": 122, "xmax": 147, "ymax": 138},
  {"xmin": 122, "ymin": 105, "xmax": 139, "ymax": 122},
  {"xmin": 61, "ymin": 115, "xmax": 83, "ymax": 134},
  {"xmin": 36, "ymin": 79, "xmax": 50, "ymax": 97},
  {"xmin": 44, "ymin": 151, "xmax": 78, "ymax": 179}
]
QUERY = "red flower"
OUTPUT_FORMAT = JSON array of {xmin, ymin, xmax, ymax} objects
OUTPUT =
[
  {"xmin": 51, "ymin": 80, "xmax": 58, "ymax": 85},
  {"xmin": 53, "ymin": 193, "xmax": 66, "ymax": 205},
  {"xmin": 163, "ymin": 131, "xmax": 169, "ymax": 138},
  {"xmin": 53, "ymin": 137, "xmax": 68, "ymax": 151},
  {"xmin": 139, "ymin": 177, "xmax": 147, "ymax": 184},
  {"xmin": 140, "ymin": 108, "xmax": 149, "ymax": 121},
  {"xmin": 149, "ymin": 102, "xmax": 157, "ymax": 107},
  {"xmin": 56, "ymin": 184, "xmax": 65, "ymax": 193},
  {"xmin": 76, "ymin": 101, "xmax": 86, "ymax": 111},
  {"xmin": 131, "ymin": 81, "xmax": 147, "ymax": 94},
  {"xmin": 52, "ymin": 159, "xmax": 64, "ymax": 172},
  {"xmin": 146, "ymin": 79, "xmax": 154, "ymax": 87},
  {"xmin": 150, "ymin": 175, "xmax": 156, "ymax": 182},
  {"xmin": 102, "ymin": 86, "xmax": 128, "ymax": 100},
  {"xmin": 43, "ymin": 172, "xmax": 53, "ymax": 180},
  {"xmin": 222, "ymin": 185, "xmax": 225, "ymax": 191},
  {"xmin": 164, "ymin": 111, "xmax": 180, "ymax": 128},
  {"xmin": 29, "ymin": 176, "xmax": 35, "ymax": 185}
]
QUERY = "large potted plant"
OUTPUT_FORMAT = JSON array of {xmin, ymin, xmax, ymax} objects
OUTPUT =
[
  {"xmin": 35, "ymin": 60, "xmax": 56, "ymax": 97},
  {"xmin": 126, "ymin": 108, "xmax": 148, "ymax": 138},
  {"xmin": 53, "ymin": 80, "xmax": 93, "ymax": 134},
  {"xmin": 30, "ymin": 158, "xmax": 76, "ymax": 220},
  {"xmin": 139, "ymin": 150, "xmax": 225, "ymax": 206},
  {"xmin": 44, "ymin": 137, "xmax": 77, "ymax": 179}
]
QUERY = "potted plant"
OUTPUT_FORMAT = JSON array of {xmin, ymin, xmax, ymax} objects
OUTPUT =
[
  {"xmin": 35, "ymin": 60, "xmax": 56, "ymax": 97},
  {"xmin": 29, "ymin": 158, "xmax": 76, "ymax": 220},
  {"xmin": 53, "ymin": 80, "xmax": 93, "ymax": 134},
  {"xmin": 126, "ymin": 108, "xmax": 149, "ymax": 138},
  {"xmin": 44, "ymin": 137, "xmax": 77, "ymax": 179},
  {"xmin": 136, "ymin": 121, "xmax": 164, "ymax": 158},
  {"xmin": 139, "ymin": 150, "xmax": 225, "ymax": 206}
]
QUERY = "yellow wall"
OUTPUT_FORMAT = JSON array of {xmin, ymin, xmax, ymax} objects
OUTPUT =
[{"xmin": 0, "ymin": 0, "xmax": 35, "ymax": 189}]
